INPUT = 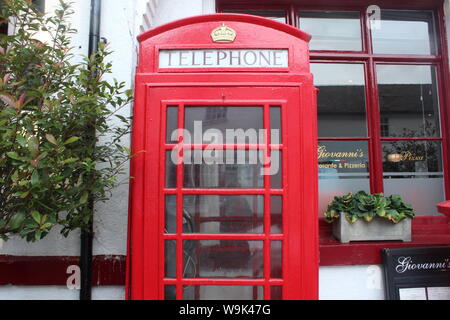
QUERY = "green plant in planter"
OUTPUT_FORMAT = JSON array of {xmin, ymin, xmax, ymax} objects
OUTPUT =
[
  {"xmin": 324, "ymin": 191, "xmax": 415, "ymax": 224},
  {"xmin": 0, "ymin": 0, "xmax": 133, "ymax": 242}
]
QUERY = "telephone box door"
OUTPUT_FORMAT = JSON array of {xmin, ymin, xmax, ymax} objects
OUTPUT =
[{"xmin": 134, "ymin": 85, "xmax": 318, "ymax": 300}]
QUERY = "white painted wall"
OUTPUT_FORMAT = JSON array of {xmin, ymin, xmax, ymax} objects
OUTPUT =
[{"xmin": 319, "ymin": 265, "xmax": 385, "ymax": 300}]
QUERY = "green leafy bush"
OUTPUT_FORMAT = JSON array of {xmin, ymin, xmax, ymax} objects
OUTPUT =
[
  {"xmin": 0, "ymin": 0, "xmax": 133, "ymax": 241},
  {"xmin": 324, "ymin": 191, "xmax": 415, "ymax": 224}
]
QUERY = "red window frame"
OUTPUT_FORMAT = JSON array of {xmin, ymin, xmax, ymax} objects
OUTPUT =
[{"xmin": 218, "ymin": 0, "xmax": 450, "ymax": 265}]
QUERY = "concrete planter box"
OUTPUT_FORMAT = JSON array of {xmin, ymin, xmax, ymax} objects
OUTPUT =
[{"xmin": 332, "ymin": 214, "xmax": 412, "ymax": 243}]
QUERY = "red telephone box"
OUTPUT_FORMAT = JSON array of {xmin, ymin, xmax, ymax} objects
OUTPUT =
[{"xmin": 127, "ymin": 14, "xmax": 318, "ymax": 300}]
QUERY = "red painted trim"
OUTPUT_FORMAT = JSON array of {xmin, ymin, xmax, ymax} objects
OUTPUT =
[
  {"xmin": 218, "ymin": 0, "xmax": 445, "ymax": 10},
  {"xmin": 0, "ymin": 255, "xmax": 126, "ymax": 286},
  {"xmin": 137, "ymin": 13, "xmax": 311, "ymax": 43},
  {"xmin": 437, "ymin": 201, "xmax": 450, "ymax": 217}
]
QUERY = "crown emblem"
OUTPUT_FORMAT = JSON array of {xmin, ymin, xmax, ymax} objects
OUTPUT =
[{"xmin": 211, "ymin": 24, "xmax": 237, "ymax": 43}]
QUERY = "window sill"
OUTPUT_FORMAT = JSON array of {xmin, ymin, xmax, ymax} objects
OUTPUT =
[{"xmin": 319, "ymin": 216, "xmax": 450, "ymax": 266}]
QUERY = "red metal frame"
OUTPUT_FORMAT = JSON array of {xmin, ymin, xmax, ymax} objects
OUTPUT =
[
  {"xmin": 128, "ymin": 14, "xmax": 318, "ymax": 300},
  {"xmin": 218, "ymin": 0, "xmax": 450, "ymax": 203}
]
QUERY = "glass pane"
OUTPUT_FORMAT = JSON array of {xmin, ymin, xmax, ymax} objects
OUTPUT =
[
  {"xmin": 165, "ymin": 240, "xmax": 176, "ymax": 278},
  {"xmin": 166, "ymin": 106, "xmax": 178, "ymax": 143},
  {"xmin": 270, "ymin": 106, "xmax": 282, "ymax": 144},
  {"xmin": 183, "ymin": 285, "xmax": 263, "ymax": 300},
  {"xmin": 223, "ymin": 9, "xmax": 287, "ymax": 23},
  {"xmin": 382, "ymin": 141, "xmax": 444, "ymax": 216},
  {"xmin": 271, "ymin": 286, "xmax": 283, "ymax": 300},
  {"xmin": 270, "ymin": 241, "xmax": 282, "ymax": 279},
  {"xmin": 184, "ymin": 106, "xmax": 263, "ymax": 144},
  {"xmin": 165, "ymin": 150, "xmax": 177, "ymax": 188},
  {"xmin": 164, "ymin": 286, "xmax": 176, "ymax": 300},
  {"xmin": 372, "ymin": 10, "xmax": 437, "ymax": 55},
  {"xmin": 318, "ymin": 141, "xmax": 370, "ymax": 215},
  {"xmin": 270, "ymin": 150, "xmax": 282, "ymax": 189},
  {"xmin": 271, "ymin": 196, "xmax": 282, "ymax": 234},
  {"xmin": 299, "ymin": 11, "xmax": 362, "ymax": 51},
  {"xmin": 377, "ymin": 65, "xmax": 441, "ymax": 138},
  {"xmin": 165, "ymin": 195, "xmax": 176, "ymax": 234},
  {"xmin": 311, "ymin": 63, "xmax": 367, "ymax": 137},
  {"xmin": 183, "ymin": 195, "xmax": 264, "ymax": 234},
  {"xmin": 183, "ymin": 150, "xmax": 264, "ymax": 188},
  {"xmin": 183, "ymin": 240, "xmax": 263, "ymax": 278}
]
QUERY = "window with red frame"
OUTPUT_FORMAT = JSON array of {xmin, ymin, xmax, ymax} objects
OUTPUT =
[{"xmin": 219, "ymin": 1, "xmax": 450, "ymax": 217}]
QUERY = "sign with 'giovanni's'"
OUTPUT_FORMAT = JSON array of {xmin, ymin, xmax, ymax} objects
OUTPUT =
[{"xmin": 383, "ymin": 246, "xmax": 450, "ymax": 300}]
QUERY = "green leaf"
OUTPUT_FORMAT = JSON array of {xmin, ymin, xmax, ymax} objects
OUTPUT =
[
  {"xmin": 19, "ymin": 191, "xmax": 30, "ymax": 199},
  {"xmin": 28, "ymin": 136, "xmax": 40, "ymax": 157},
  {"xmin": 31, "ymin": 170, "xmax": 40, "ymax": 185},
  {"xmin": 63, "ymin": 157, "xmax": 78, "ymax": 164},
  {"xmin": 31, "ymin": 211, "xmax": 41, "ymax": 224},
  {"xmin": 9, "ymin": 212, "xmax": 26, "ymax": 230},
  {"xmin": 45, "ymin": 134, "xmax": 58, "ymax": 145},
  {"xmin": 40, "ymin": 223, "xmax": 53, "ymax": 230},
  {"xmin": 79, "ymin": 191, "xmax": 89, "ymax": 205},
  {"xmin": 17, "ymin": 135, "xmax": 27, "ymax": 147},
  {"xmin": 11, "ymin": 170, "xmax": 19, "ymax": 183},
  {"xmin": 6, "ymin": 152, "xmax": 21, "ymax": 160},
  {"xmin": 64, "ymin": 136, "xmax": 80, "ymax": 145},
  {"xmin": 35, "ymin": 230, "xmax": 42, "ymax": 241}
]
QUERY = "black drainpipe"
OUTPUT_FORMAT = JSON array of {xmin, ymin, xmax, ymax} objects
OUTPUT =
[{"xmin": 80, "ymin": 0, "xmax": 101, "ymax": 301}]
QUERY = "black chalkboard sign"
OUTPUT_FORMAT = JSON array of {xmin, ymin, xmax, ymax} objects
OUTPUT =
[{"xmin": 382, "ymin": 246, "xmax": 450, "ymax": 300}]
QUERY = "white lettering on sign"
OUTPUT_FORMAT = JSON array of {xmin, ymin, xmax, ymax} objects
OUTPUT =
[
  {"xmin": 395, "ymin": 256, "xmax": 450, "ymax": 274},
  {"xmin": 159, "ymin": 49, "xmax": 289, "ymax": 69}
]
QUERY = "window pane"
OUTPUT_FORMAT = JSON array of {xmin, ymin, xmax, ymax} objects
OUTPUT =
[
  {"xmin": 165, "ymin": 195, "xmax": 176, "ymax": 233},
  {"xmin": 299, "ymin": 11, "xmax": 362, "ymax": 51},
  {"xmin": 223, "ymin": 10, "xmax": 287, "ymax": 23},
  {"xmin": 270, "ymin": 150, "xmax": 282, "ymax": 189},
  {"xmin": 183, "ymin": 240, "xmax": 263, "ymax": 279},
  {"xmin": 164, "ymin": 286, "xmax": 176, "ymax": 300},
  {"xmin": 372, "ymin": 10, "xmax": 437, "ymax": 55},
  {"xmin": 270, "ymin": 106, "xmax": 282, "ymax": 144},
  {"xmin": 185, "ymin": 106, "xmax": 263, "ymax": 143},
  {"xmin": 318, "ymin": 141, "xmax": 370, "ymax": 215},
  {"xmin": 382, "ymin": 141, "xmax": 444, "ymax": 216},
  {"xmin": 183, "ymin": 150, "xmax": 264, "ymax": 188},
  {"xmin": 165, "ymin": 150, "xmax": 177, "ymax": 188},
  {"xmin": 377, "ymin": 65, "xmax": 441, "ymax": 138},
  {"xmin": 270, "ymin": 241, "xmax": 282, "ymax": 279},
  {"xmin": 183, "ymin": 195, "xmax": 264, "ymax": 234},
  {"xmin": 166, "ymin": 106, "xmax": 178, "ymax": 143},
  {"xmin": 271, "ymin": 196, "xmax": 282, "ymax": 234},
  {"xmin": 312, "ymin": 63, "xmax": 367, "ymax": 137},
  {"xmin": 183, "ymin": 285, "xmax": 263, "ymax": 300},
  {"xmin": 165, "ymin": 240, "xmax": 176, "ymax": 278},
  {"xmin": 271, "ymin": 286, "xmax": 282, "ymax": 300}
]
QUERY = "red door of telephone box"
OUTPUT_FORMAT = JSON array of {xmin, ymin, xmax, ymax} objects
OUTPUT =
[{"xmin": 127, "ymin": 14, "xmax": 318, "ymax": 300}]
